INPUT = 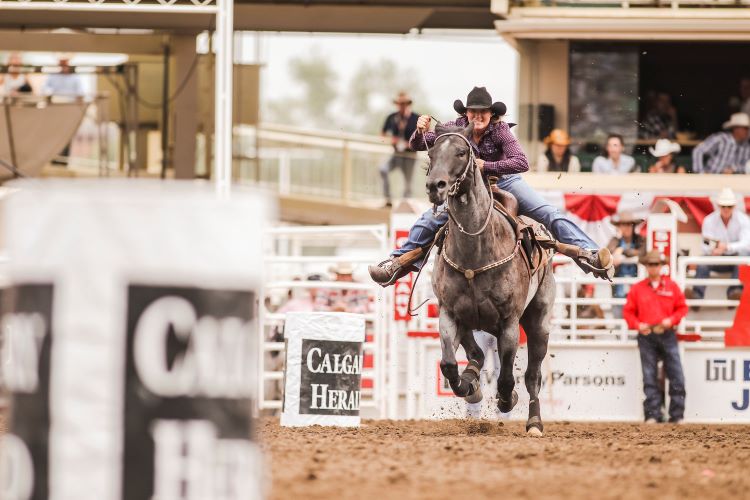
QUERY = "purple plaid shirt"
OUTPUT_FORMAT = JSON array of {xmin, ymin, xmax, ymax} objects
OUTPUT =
[{"xmin": 408, "ymin": 116, "xmax": 529, "ymax": 177}]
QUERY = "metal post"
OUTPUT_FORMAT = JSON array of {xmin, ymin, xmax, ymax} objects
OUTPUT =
[
  {"xmin": 161, "ymin": 43, "xmax": 170, "ymax": 179},
  {"xmin": 2, "ymin": 98, "xmax": 19, "ymax": 176},
  {"xmin": 214, "ymin": 0, "xmax": 234, "ymax": 197},
  {"xmin": 342, "ymin": 140, "xmax": 351, "ymax": 201}
]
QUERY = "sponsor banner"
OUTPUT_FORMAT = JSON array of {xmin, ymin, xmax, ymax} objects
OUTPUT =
[
  {"xmin": 281, "ymin": 312, "xmax": 365, "ymax": 427},
  {"xmin": 123, "ymin": 285, "xmax": 260, "ymax": 500},
  {"xmin": 422, "ymin": 342, "xmax": 643, "ymax": 421},
  {"xmin": 647, "ymin": 213, "xmax": 677, "ymax": 277},
  {"xmin": 2, "ymin": 180, "xmax": 269, "ymax": 500},
  {"xmin": 0, "ymin": 284, "xmax": 54, "ymax": 500},
  {"xmin": 683, "ymin": 347, "xmax": 750, "ymax": 422}
]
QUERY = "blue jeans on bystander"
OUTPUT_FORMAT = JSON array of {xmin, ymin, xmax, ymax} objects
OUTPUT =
[{"xmin": 637, "ymin": 330, "xmax": 686, "ymax": 422}]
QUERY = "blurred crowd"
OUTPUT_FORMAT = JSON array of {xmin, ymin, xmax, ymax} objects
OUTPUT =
[{"xmin": 0, "ymin": 52, "xmax": 83, "ymax": 98}]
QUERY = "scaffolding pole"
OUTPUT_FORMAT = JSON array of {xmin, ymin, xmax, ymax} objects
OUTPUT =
[{"xmin": 214, "ymin": 0, "xmax": 234, "ymax": 197}]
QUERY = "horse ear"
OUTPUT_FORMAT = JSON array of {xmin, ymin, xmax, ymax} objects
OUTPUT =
[{"xmin": 463, "ymin": 122, "xmax": 474, "ymax": 140}]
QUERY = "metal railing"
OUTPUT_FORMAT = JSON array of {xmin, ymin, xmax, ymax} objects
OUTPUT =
[
  {"xmin": 675, "ymin": 255, "xmax": 750, "ymax": 342},
  {"xmin": 410, "ymin": 252, "xmax": 749, "ymax": 344},
  {"xmin": 236, "ymin": 124, "xmax": 427, "ymax": 204}
]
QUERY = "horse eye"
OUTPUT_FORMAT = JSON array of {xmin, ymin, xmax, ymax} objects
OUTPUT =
[{"xmin": 456, "ymin": 149, "xmax": 467, "ymax": 158}]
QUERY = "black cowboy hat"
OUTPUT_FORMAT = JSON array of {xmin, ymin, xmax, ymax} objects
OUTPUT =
[{"xmin": 454, "ymin": 86, "xmax": 506, "ymax": 117}]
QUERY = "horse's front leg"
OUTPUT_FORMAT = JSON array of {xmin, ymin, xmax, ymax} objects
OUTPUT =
[
  {"xmin": 438, "ymin": 309, "xmax": 477, "ymax": 398},
  {"xmin": 459, "ymin": 332, "xmax": 485, "ymax": 404}
]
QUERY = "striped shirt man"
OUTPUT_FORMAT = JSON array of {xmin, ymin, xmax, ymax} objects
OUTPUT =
[{"xmin": 692, "ymin": 131, "xmax": 750, "ymax": 174}]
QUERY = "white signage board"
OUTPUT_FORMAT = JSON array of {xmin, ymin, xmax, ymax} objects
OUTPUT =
[
  {"xmin": 420, "ymin": 341, "xmax": 644, "ymax": 422},
  {"xmin": 0, "ymin": 179, "xmax": 270, "ymax": 500},
  {"xmin": 281, "ymin": 312, "xmax": 365, "ymax": 427},
  {"xmin": 682, "ymin": 346, "xmax": 750, "ymax": 423}
]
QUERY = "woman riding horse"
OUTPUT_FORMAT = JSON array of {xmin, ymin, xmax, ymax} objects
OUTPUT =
[{"xmin": 369, "ymin": 86, "xmax": 613, "ymax": 285}]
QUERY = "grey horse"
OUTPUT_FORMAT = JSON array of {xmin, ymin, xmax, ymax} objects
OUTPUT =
[{"xmin": 426, "ymin": 124, "xmax": 555, "ymax": 436}]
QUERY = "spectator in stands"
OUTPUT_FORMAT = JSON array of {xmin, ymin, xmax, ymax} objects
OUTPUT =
[
  {"xmin": 728, "ymin": 77, "xmax": 750, "ymax": 117},
  {"xmin": 608, "ymin": 211, "xmax": 647, "ymax": 308},
  {"xmin": 277, "ymin": 274, "xmax": 324, "ymax": 314},
  {"xmin": 1, "ymin": 53, "xmax": 32, "ymax": 96},
  {"xmin": 536, "ymin": 129, "xmax": 580, "ymax": 173},
  {"xmin": 639, "ymin": 91, "xmax": 678, "ymax": 139},
  {"xmin": 43, "ymin": 55, "xmax": 83, "ymax": 165},
  {"xmin": 685, "ymin": 188, "xmax": 750, "ymax": 301},
  {"xmin": 380, "ymin": 91, "xmax": 419, "ymax": 208},
  {"xmin": 592, "ymin": 134, "xmax": 636, "ymax": 175},
  {"xmin": 42, "ymin": 55, "xmax": 83, "ymax": 97},
  {"xmin": 319, "ymin": 263, "xmax": 370, "ymax": 313},
  {"xmin": 648, "ymin": 139, "xmax": 686, "ymax": 174},
  {"xmin": 623, "ymin": 250, "xmax": 688, "ymax": 424},
  {"xmin": 692, "ymin": 113, "xmax": 750, "ymax": 174}
]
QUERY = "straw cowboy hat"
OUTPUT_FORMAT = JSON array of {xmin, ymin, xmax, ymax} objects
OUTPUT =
[
  {"xmin": 649, "ymin": 138, "xmax": 681, "ymax": 157},
  {"xmin": 723, "ymin": 112, "xmax": 750, "ymax": 130},
  {"xmin": 639, "ymin": 250, "xmax": 666, "ymax": 266},
  {"xmin": 715, "ymin": 187, "xmax": 738, "ymax": 207},
  {"xmin": 544, "ymin": 129, "xmax": 571, "ymax": 147},
  {"xmin": 610, "ymin": 211, "xmax": 645, "ymax": 226},
  {"xmin": 330, "ymin": 262, "xmax": 355, "ymax": 275},
  {"xmin": 453, "ymin": 86, "xmax": 506, "ymax": 117},
  {"xmin": 393, "ymin": 91, "xmax": 413, "ymax": 105}
]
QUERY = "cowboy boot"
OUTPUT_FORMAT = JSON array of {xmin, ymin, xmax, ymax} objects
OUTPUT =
[
  {"xmin": 368, "ymin": 247, "xmax": 424, "ymax": 287},
  {"xmin": 555, "ymin": 243, "xmax": 614, "ymax": 281},
  {"xmin": 576, "ymin": 247, "xmax": 615, "ymax": 281}
]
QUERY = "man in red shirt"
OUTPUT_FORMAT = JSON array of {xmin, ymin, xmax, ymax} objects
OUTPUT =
[{"xmin": 623, "ymin": 250, "xmax": 688, "ymax": 424}]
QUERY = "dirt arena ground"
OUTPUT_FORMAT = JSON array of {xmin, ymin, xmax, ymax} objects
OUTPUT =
[{"xmin": 263, "ymin": 419, "xmax": 750, "ymax": 500}]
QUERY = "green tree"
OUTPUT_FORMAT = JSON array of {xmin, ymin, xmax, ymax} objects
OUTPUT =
[
  {"xmin": 344, "ymin": 59, "xmax": 434, "ymax": 134},
  {"xmin": 266, "ymin": 48, "xmax": 338, "ymax": 128}
]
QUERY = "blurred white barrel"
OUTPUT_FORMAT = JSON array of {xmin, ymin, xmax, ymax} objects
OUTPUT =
[
  {"xmin": 0, "ymin": 179, "xmax": 271, "ymax": 500},
  {"xmin": 281, "ymin": 312, "xmax": 365, "ymax": 427}
]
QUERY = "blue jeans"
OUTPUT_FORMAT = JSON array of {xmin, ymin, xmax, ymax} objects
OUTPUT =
[
  {"xmin": 637, "ymin": 331, "xmax": 686, "ymax": 422},
  {"xmin": 393, "ymin": 174, "xmax": 598, "ymax": 266},
  {"xmin": 691, "ymin": 264, "xmax": 744, "ymax": 299}
]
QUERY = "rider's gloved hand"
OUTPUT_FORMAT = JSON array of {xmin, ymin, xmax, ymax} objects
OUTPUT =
[
  {"xmin": 417, "ymin": 115, "xmax": 431, "ymax": 132},
  {"xmin": 475, "ymin": 159, "xmax": 485, "ymax": 172}
]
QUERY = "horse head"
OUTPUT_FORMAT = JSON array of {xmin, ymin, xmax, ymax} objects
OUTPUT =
[{"xmin": 425, "ymin": 123, "xmax": 476, "ymax": 205}]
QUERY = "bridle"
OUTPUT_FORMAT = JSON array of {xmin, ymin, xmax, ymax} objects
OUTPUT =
[{"xmin": 429, "ymin": 132, "xmax": 493, "ymax": 237}]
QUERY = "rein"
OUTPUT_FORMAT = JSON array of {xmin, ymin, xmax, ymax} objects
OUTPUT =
[{"xmin": 431, "ymin": 132, "xmax": 520, "ymax": 282}]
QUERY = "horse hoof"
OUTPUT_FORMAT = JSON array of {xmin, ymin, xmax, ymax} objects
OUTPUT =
[
  {"xmin": 465, "ymin": 388, "xmax": 483, "ymax": 404},
  {"xmin": 527, "ymin": 426, "xmax": 544, "ymax": 437},
  {"xmin": 497, "ymin": 389, "xmax": 518, "ymax": 413},
  {"xmin": 526, "ymin": 416, "xmax": 544, "ymax": 437}
]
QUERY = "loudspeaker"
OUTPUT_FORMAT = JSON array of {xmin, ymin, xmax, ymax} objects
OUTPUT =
[{"xmin": 538, "ymin": 104, "xmax": 555, "ymax": 141}]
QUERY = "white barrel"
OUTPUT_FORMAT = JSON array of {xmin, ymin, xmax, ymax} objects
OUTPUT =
[
  {"xmin": 280, "ymin": 312, "xmax": 365, "ymax": 427},
  {"xmin": 0, "ymin": 179, "xmax": 271, "ymax": 500}
]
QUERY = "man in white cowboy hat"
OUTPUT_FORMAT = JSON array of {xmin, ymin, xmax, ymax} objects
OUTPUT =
[
  {"xmin": 318, "ymin": 262, "xmax": 370, "ymax": 313},
  {"xmin": 648, "ymin": 139, "xmax": 685, "ymax": 174},
  {"xmin": 685, "ymin": 187, "xmax": 750, "ymax": 301},
  {"xmin": 692, "ymin": 113, "xmax": 750, "ymax": 174},
  {"xmin": 379, "ymin": 91, "xmax": 420, "ymax": 207}
]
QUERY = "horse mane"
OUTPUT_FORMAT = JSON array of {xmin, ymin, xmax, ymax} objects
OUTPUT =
[{"xmin": 434, "ymin": 123, "xmax": 471, "ymax": 139}]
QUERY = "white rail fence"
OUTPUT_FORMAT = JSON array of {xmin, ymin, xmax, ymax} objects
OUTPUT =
[
  {"xmin": 411, "ymin": 253, "xmax": 746, "ymax": 342},
  {"xmin": 258, "ymin": 224, "xmax": 391, "ymax": 418}
]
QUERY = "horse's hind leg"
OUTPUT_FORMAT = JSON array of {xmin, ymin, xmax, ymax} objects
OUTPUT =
[
  {"xmin": 520, "ymin": 274, "xmax": 554, "ymax": 436},
  {"xmin": 459, "ymin": 332, "xmax": 485, "ymax": 404},
  {"xmin": 438, "ymin": 309, "xmax": 478, "ymax": 399},
  {"xmin": 496, "ymin": 322, "xmax": 520, "ymax": 414}
]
